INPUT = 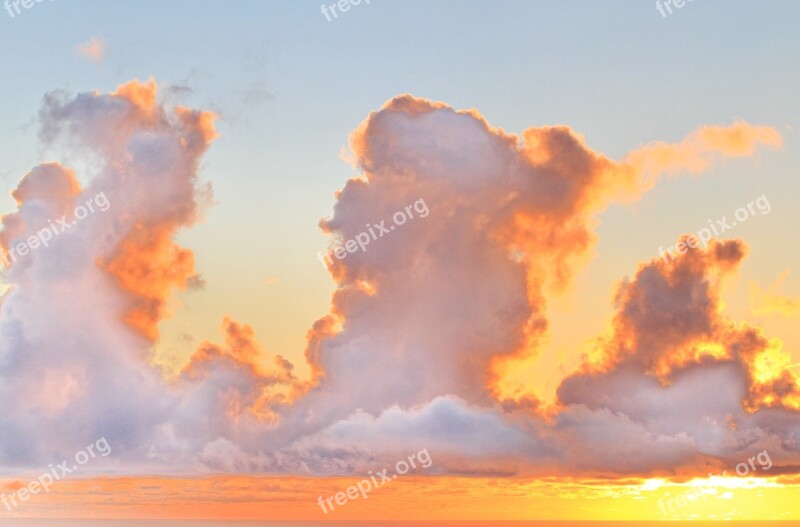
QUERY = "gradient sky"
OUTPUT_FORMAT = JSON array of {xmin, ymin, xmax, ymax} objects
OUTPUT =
[{"xmin": 1, "ymin": 0, "xmax": 799, "ymax": 521}]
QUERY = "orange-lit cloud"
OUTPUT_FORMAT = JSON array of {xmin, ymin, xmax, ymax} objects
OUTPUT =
[
  {"xmin": 181, "ymin": 316, "xmax": 298, "ymax": 424},
  {"xmin": 567, "ymin": 239, "xmax": 800, "ymax": 412},
  {"xmin": 284, "ymin": 95, "xmax": 795, "ymax": 478},
  {"xmin": 1, "ymin": 87, "xmax": 796, "ymax": 485}
]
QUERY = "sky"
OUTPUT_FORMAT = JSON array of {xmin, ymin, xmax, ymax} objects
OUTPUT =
[{"xmin": 0, "ymin": 0, "xmax": 799, "ymax": 522}]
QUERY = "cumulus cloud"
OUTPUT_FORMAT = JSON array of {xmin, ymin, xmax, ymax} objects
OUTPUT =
[
  {"xmin": 0, "ymin": 86, "xmax": 796, "ymax": 479},
  {"xmin": 556, "ymin": 240, "xmax": 800, "ymax": 475},
  {"xmin": 297, "ymin": 95, "xmax": 785, "ymax": 423},
  {"xmin": 0, "ymin": 80, "xmax": 290, "ymax": 469}
]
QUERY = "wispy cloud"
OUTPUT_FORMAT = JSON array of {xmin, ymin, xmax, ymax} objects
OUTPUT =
[{"xmin": 76, "ymin": 37, "xmax": 107, "ymax": 63}]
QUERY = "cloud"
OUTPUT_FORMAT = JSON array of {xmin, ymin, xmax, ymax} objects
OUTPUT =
[
  {"xmin": 76, "ymin": 37, "xmax": 108, "ymax": 63},
  {"xmin": 262, "ymin": 95, "xmax": 793, "ymax": 476},
  {"xmin": 0, "ymin": 79, "xmax": 226, "ymax": 468},
  {"xmin": 302, "ymin": 95, "xmax": 784, "ymax": 422},
  {"xmin": 1, "ymin": 87, "xmax": 796, "ymax": 479},
  {"xmin": 258, "ymin": 395, "xmax": 545, "ymax": 475},
  {"xmin": 556, "ymin": 241, "xmax": 800, "ymax": 475},
  {"xmin": 622, "ymin": 121, "xmax": 782, "ymax": 198}
]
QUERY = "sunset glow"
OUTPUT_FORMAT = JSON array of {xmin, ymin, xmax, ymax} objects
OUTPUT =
[{"xmin": 1, "ymin": 1, "xmax": 799, "ymax": 524}]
